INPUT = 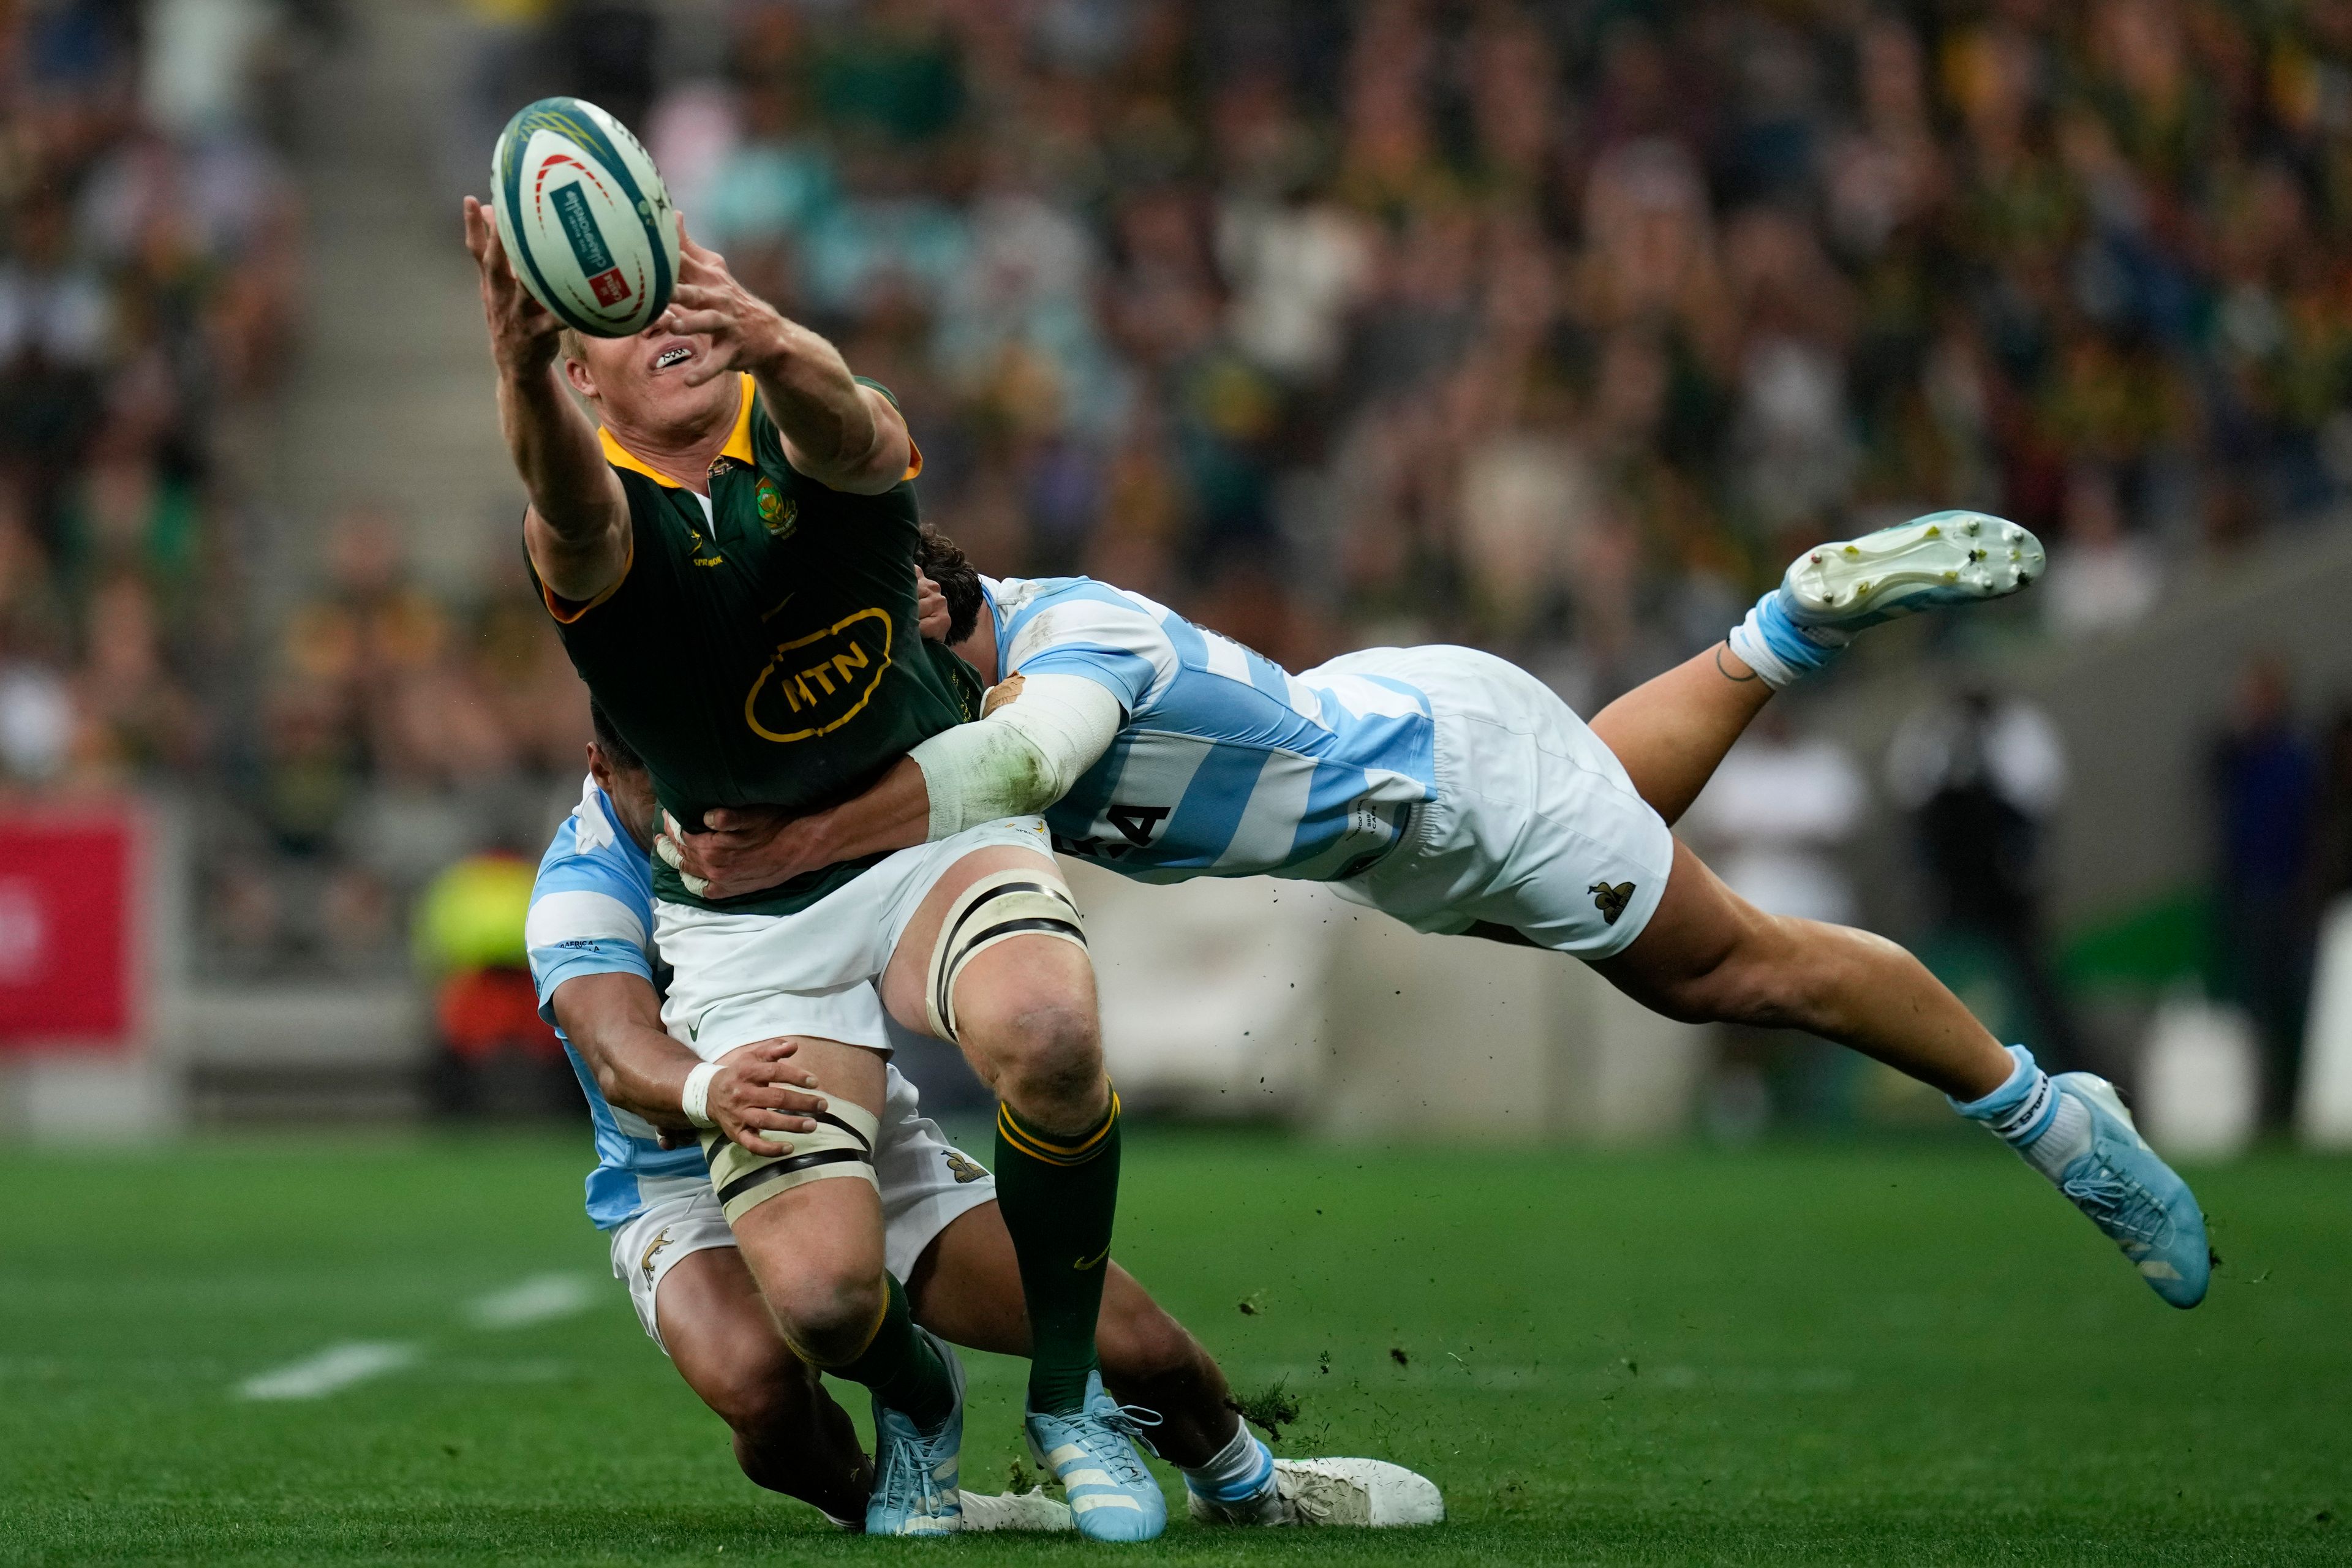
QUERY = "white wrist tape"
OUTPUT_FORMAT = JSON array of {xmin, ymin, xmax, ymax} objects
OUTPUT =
[
  {"xmin": 680, "ymin": 1061, "xmax": 721, "ymax": 1128},
  {"xmin": 910, "ymin": 671, "xmax": 1121, "ymax": 840}
]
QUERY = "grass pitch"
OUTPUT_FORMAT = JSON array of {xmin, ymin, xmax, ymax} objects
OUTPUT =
[{"xmin": 1, "ymin": 1128, "xmax": 2344, "ymax": 1566}]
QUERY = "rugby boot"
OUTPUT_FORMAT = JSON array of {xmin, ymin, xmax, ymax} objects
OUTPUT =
[
  {"xmin": 2036, "ymin": 1072, "xmax": 2212, "ymax": 1308},
  {"xmin": 1189, "ymin": 1458, "xmax": 1447, "ymax": 1528},
  {"xmin": 1729, "ymin": 510, "xmax": 2046, "ymax": 686},
  {"xmin": 1023, "ymin": 1371, "xmax": 1167, "ymax": 1542},
  {"xmin": 957, "ymin": 1487, "xmax": 1075, "ymax": 1532},
  {"xmin": 865, "ymin": 1327, "xmax": 965, "ymax": 1536}
]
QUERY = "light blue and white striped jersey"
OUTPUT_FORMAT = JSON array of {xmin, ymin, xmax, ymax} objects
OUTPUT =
[
  {"xmin": 985, "ymin": 576, "xmax": 1436, "ymax": 881},
  {"xmin": 526, "ymin": 776, "xmax": 709, "ymax": 1229}
]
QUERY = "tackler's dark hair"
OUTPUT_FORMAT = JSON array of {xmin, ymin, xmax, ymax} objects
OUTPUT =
[
  {"xmin": 588, "ymin": 699, "xmax": 646, "ymax": 773},
  {"xmin": 914, "ymin": 524, "xmax": 985, "ymax": 646}
]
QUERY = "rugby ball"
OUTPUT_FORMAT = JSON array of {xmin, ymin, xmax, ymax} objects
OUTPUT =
[{"xmin": 490, "ymin": 97, "xmax": 678, "ymax": 337}]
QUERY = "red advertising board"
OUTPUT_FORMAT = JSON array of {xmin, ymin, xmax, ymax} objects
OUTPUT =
[{"xmin": 0, "ymin": 805, "xmax": 144, "ymax": 1052}]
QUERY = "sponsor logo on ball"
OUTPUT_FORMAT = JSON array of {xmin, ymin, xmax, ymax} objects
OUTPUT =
[{"xmin": 548, "ymin": 181, "xmax": 618, "ymax": 284}]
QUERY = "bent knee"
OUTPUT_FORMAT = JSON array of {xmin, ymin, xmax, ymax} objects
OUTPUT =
[
  {"xmin": 764, "ymin": 1267, "xmax": 886, "ymax": 1366},
  {"xmin": 965, "ymin": 994, "xmax": 1102, "ymax": 1102},
  {"xmin": 702, "ymin": 1345, "xmax": 821, "ymax": 1436}
]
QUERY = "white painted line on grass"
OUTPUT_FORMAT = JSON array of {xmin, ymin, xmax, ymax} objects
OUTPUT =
[
  {"xmin": 466, "ymin": 1272, "xmax": 594, "ymax": 1330},
  {"xmin": 238, "ymin": 1341, "xmax": 420, "ymax": 1401}
]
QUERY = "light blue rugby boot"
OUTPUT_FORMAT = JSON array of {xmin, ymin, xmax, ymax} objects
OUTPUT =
[
  {"xmin": 1953, "ymin": 1045, "xmax": 2212, "ymax": 1309},
  {"xmin": 1728, "ymin": 510, "xmax": 2047, "ymax": 687},
  {"xmin": 865, "ymin": 1326, "xmax": 966, "ymax": 1536},
  {"xmin": 1023, "ymin": 1371, "xmax": 1168, "ymax": 1542}
]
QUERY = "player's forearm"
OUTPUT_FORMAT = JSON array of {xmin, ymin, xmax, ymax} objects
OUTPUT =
[
  {"xmin": 582, "ymin": 1023, "xmax": 701, "ymax": 1126},
  {"xmin": 791, "ymin": 758, "xmax": 936, "ymax": 865},
  {"xmin": 556, "ymin": 982, "xmax": 698, "ymax": 1126},
  {"xmin": 750, "ymin": 323, "xmax": 908, "ymax": 494},
  {"xmin": 907, "ymin": 673, "xmax": 1122, "ymax": 838},
  {"xmin": 499, "ymin": 365, "xmax": 619, "ymax": 537}
]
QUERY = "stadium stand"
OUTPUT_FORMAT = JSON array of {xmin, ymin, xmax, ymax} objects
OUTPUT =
[{"xmin": 6, "ymin": 1, "xmax": 2352, "ymax": 1126}]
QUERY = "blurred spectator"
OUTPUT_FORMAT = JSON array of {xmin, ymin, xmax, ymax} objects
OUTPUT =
[
  {"xmin": 2211, "ymin": 655, "xmax": 2318, "ymax": 1121},
  {"xmin": 2043, "ymin": 464, "xmax": 2163, "ymax": 639},
  {"xmin": 2313, "ymin": 703, "xmax": 2352, "ymax": 909},
  {"xmin": 414, "ymin": 848, "xmax": 570, "ymax": 1117},
  {"xmin": 1888, "ymin": 685, "xmax": 2081, "ymax": 1063}
]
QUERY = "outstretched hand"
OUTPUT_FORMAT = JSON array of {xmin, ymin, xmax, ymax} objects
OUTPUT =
[
  {"xmin": 654, "ymin": 219, "xmax": 790, "ymax": 388},
  {"xmin": 461, "ymin": 195, "xmax": 561, "ymax": 380}
]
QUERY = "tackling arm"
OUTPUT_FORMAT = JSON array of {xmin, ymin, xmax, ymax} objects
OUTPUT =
[
  {"xmin": 551, "ymin": 971, "xmax": 826, "ymax": 1156},
  {"xmin": 657, "ymin": 673, "xmax": 1124, "ymax": 899}
]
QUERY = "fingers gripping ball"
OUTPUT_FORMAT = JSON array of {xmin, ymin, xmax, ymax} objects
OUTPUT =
[{"xmin": 490, "ymin": 96, "xmax": 679, "ymax": 337}]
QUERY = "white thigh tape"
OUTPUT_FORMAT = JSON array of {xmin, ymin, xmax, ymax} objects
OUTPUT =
[
  {"xmin": 925, "ymin": 868, "xmax": 1088, "ymax": 1042},
  {"xmin": 701, "ymin": 1098, "xmax": 883, "ymax": 1226}
]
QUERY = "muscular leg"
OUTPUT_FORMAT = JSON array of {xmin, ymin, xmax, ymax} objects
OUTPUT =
[
  {"xmin": 655, "ymin": 1245, "xmax": 870, "ymax": 1521},
  {"xmin": 882, "ymin": 845, "xmax": 1121, "ymax": 1417},
  {"xmin": 907, "ymin": 1201, "xmax": 1237, "ymax": 1468},
  {"xmin": 1588, "ymin": 643, "xmax": 1774, "ymax": 827},
  {"xmin": 1594, "ymin": 838, "xmax": 2012, "ymax": 1099},
  {"xmin": 724, "ymin": 1036, "xmax": 956, "ymax": 1428}
]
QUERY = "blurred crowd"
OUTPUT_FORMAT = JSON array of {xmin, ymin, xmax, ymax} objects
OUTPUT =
[
  {"xmin": 0, "ymin": 0, "xmax": 298, "ymax": 797},
  {"xmin": 586, "ymin": 0, "xmax": 2352, "ymax": 698},
  {"xmin": 11, "ymin": 0, "xmax": 2352, "ymax": 999}
]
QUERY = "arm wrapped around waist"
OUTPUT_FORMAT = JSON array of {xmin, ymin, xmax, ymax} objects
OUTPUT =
[{"xmin": 909, "ymin": 672, "xmax": 1123, "ymax": 839}]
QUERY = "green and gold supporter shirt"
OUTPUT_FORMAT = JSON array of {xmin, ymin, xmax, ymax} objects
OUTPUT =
[{"xmin": 533, "ymin": 373, "xmax": 980, "ymax": 915}]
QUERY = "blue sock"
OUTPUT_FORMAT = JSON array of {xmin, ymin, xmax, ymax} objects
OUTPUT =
[
  {"xmin": 1726, "ymin": 591, "xmax": 1845, "ymax": 689},
  {"xmin": 1948, "ymin": 1044, "xmax": 2056, "ymax": 1142}
]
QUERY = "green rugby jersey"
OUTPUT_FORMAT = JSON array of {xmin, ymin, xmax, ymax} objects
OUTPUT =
[{"xmin": 534, "ymin": 373, "xmax": 980, "ymax": 914}]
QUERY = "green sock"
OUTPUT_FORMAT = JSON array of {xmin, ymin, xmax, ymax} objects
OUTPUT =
[
  {"xmin": 829, "ymin": 1272, "xmax": 954, "ymax": 1430},
  {"xmin": 994, "ymin": 1091, "xmax": 1121, "ymax": 1415}
]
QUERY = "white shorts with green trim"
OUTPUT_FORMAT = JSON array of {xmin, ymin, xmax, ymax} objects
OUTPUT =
[
  {"xmin": 654, "ymin": 816, "xmax": 1054, "ymax": 1058},
  {"xmin": 605, "ymin": 1064, "xmax": 997, "ymax": 1353},
  {"xmin": 1321, "ymin": 645, "xmax": 1675, "ymax": 960}
]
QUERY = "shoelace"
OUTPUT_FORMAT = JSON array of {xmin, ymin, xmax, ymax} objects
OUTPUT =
[
  {"xmin": 874, "ymin": 1409, "xmax": 951, "ymax": 1515},
  {"xmin": 1076, "ymin": 1399, "xmax": 1164, "ymax": 1483},
  {"xmin": 2061, "ymin": 1162, "xmax": 2169, "ymax": 1246}
]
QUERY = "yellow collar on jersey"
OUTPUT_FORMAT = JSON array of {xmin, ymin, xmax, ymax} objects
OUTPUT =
[{"xmin": 598, "ymin": 373, "xmax": 756, "ymax": 488}]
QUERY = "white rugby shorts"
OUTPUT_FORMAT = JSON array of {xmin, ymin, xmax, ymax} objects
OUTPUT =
[
  {"xmin": 1319, "ymin": 645, "xmax": 1675, "ymax": 959},
  {"xmin": 606, "ymin": 1065, "xmax": 997, "ymax": 1352},
  {"xmin": 655, "ymin": 815, "xmax": 1055, "ymax": 1057}
]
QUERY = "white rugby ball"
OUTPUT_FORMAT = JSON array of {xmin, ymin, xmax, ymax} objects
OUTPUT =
[{"xmin": 490, "ymin": 96, "xmax": 679, "ymax": 338}]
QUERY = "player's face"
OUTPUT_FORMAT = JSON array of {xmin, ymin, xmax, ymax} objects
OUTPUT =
[
  {"xmin": 566, "ymin": 324, "xmax": 737, "ymax": 439},
  {"xmin": 586, "ymin": 745, "xmax": 660, "ymax": 851}
]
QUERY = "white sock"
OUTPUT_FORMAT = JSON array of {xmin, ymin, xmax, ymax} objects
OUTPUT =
[
  {"xmin": 2015, "ymin": 1091, "xmax": 2092, "ymax": 1181},
  {"xmin": 1182, "ymin": 1423, "xmax": 1273, "ymax": 1501},
  {"xmin": 1952, "ymin": 1048, "xmax": 2091, "ymax": 1182}
]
